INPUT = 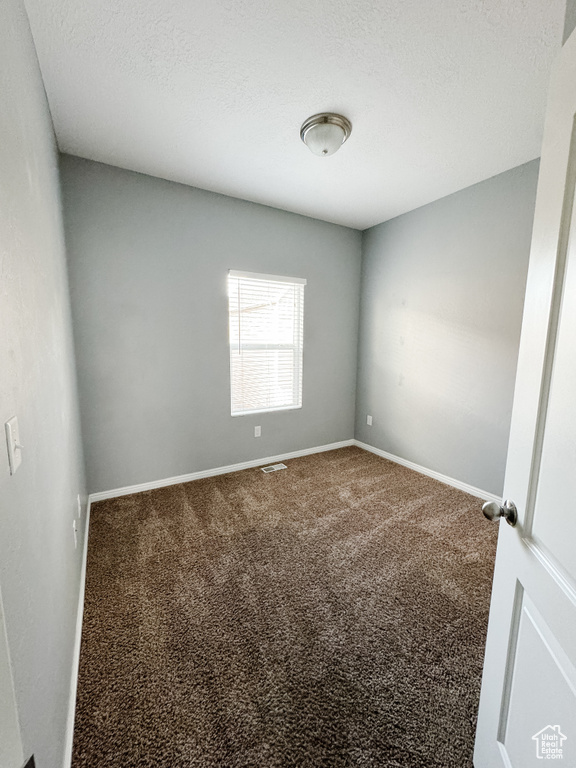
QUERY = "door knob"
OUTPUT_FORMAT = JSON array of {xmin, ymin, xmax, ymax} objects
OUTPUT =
[{"xmin": 482, "ymin": 499, "xmax": 518, "ymax": 527}]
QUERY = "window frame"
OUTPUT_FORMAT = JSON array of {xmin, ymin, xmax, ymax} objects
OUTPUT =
[{"xmin": 228, "ymin": 270, "xmax": 306, "ymax": 417}]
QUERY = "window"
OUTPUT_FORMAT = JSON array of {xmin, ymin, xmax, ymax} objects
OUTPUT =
[{"xmin": 228, "ymin": 270, "xmax": 305, "ymax": 416}]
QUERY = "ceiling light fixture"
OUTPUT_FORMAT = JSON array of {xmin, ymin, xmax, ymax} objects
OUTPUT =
[{"xmin": 300, "ymin": 113, "xmax": 352, "ymax": 157}]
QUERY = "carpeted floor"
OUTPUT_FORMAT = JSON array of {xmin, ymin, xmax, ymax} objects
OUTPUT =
[{"xmin": 72, "ymin": 446, "xmax": 498, "ymax": 767}]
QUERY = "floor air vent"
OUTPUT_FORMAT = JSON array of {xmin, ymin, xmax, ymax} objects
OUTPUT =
[{"xmin": 261, "ymin": 463, "xmax": 287, "ymax": 473}]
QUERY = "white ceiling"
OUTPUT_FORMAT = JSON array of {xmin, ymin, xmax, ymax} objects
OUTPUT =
[{"xmin": 25, "ymin": 0, "xmax": 565, "ymax": 230}]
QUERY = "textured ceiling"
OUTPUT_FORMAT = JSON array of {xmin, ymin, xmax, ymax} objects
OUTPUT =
[{"xmin": 25, "ymin": 0, "xmax": 565, "ymax": 229}]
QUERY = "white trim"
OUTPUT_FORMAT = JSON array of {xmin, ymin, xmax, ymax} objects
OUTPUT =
[
  {"xmin": 88, "ymin": 440, "xmax": 355, "ymax": 503},
  {"xmin": 88, "ymin": 439, "xmax": 500, "ymax": 505},
  {"xmin": 62, "ymin": 498, "xmax": 91, "ymax": 768},
  {"xmin": 353, "ymin": 440, "xmax": 501, "ymax": 503},
  {"xmin": 229, "ymin": 270, "xmax": 307, "ymax": 285}
]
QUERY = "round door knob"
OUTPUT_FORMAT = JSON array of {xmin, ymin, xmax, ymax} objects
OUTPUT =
[{"xmin": 482, "ymin": 499, "xmax": 518, "ymax": 527}]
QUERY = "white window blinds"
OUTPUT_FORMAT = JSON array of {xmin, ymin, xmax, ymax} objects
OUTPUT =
[{"xmin": 228, "ymin": 271, "xmax": 306, "ymax": 416}]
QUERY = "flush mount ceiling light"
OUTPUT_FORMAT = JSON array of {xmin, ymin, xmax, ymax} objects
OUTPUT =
[{"xmin": 300, "ymin": 113, "xmax": 352, "ymax": 157}]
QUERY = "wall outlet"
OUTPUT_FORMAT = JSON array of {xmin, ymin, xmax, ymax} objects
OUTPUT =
[
  {"xmin": 254, "ymin": 426, "xmax": 261, "ymax": 438},
  {"xmin": 366, "ymin": 415, "xmax": 373, "ymax": 426}
]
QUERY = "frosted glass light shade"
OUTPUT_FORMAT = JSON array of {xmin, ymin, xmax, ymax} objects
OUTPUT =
[
  {"xmin": 304, "ymin": 122, "xmax": 345, "ymax": 156},
  {"xmin": 300, "ymin": 113, "xmax": 352, "ymax": 157}
]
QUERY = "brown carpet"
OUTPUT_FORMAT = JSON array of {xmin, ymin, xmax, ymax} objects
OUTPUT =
[{"xmin": 73, "ymin": 446, "xmax": 497, "ymax": 767}]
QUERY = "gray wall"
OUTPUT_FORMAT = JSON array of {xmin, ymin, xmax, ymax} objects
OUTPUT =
[
  {"xmin": 355, "ymin": 161, "xmax": 540, "ymax": 496},
  {"xmin": 0, "ymin": 1, "xmax": 86, "ymax": 766},
  {"xmin": 61, "ymin": 156, "xmax": 362, "ymax": 494},
  {"xmin": 565, "ymin": 0, "xmax": 576, "ymax": 43}
]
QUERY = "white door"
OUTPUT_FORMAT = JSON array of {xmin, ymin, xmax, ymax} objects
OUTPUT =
[
  {"xmin": 474, "ymin": 28, "xmax": 576, "ymax": 768},
  {"xmin": 0, "ymin": 587, "xmax": 24, "ymax": 768}
]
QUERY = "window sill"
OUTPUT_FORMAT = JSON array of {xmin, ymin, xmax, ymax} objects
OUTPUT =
[{"xmin": 231, "ymin": 405, "xmax": 302, "ymax": 417}]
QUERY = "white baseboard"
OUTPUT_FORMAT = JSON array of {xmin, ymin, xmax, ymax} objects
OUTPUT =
[
  {"xmin": 88, "ymin": 439, "xmax": 355, "ymax": 503},
  {"xmin": 353, "ymin": 440, "xmax": 501, "ymax": 503},
  {"xmin": 88, "ymin": 437, "xmax": 500, "ymax": 506},
  {"xmin": 62, "ymin": 498, "xmax": 91, "ymax": 768}
]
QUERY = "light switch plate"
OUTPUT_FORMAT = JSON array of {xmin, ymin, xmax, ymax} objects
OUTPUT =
[{"xmin": 5, "ymin": 417, "xmax": 22, "ymax": 475}]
